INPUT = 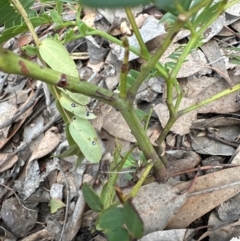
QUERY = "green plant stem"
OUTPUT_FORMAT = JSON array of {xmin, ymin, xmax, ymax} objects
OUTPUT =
[
  {"xmin": 163, "ymin": 31, "xmax": 197, "ymax": 129},
  {"xmin": 225, "ymin": 0, "xmax": 240, "ymax": 9},
  {"xmin": 130, "ymin": 161, "xmax": 154, "ymax": 198},
  {"xmin": 156, "ymin": 0, "xmax": 229, "ymax": 147},
  {"xmin": 73, "ymin": 26, "xmax": 169, "ymax": 82},
  {"xmin": 74, "ymin": 28, "xmax": 142, "ymax": 56},
  {"xmin": 120, "ymin": 100, "xmax": 167, "ymax": 179},
  {"xmin": 11, "ymin": 0, "xmax": 41, "ymax": 47},
  {"xmin": 177, "ymin": 0, "xmax": 230, "ymax": 117},
  {"xmin": 119, "ymin": 37, "xmax": 129, "ymax": 99},
  {"xmin": 144, "ymin": 108, "xmax": 152, "ymax": 131},
  {"xmin": 127, "ymin": 14, "xmax": 188, "ymax": 101},
  {"xmin": 0, "ymin": 47, "xmax": 115, "ymax": 102},
  {"xmin": 0, "ymin": 46, "xmax": 168, "ymax": 180},
  {"xmin": 125, "ymin": 7, "xmax": 149, "ymax": 57},
  {"xmin": 178, "ymin": 84, "xmax": 240, "ymax": 116}
]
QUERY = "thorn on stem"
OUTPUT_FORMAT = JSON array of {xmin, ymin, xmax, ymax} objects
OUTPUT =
[
  {"xmin": 19, "ymin": 60, "xmax": 29, "ymax": 75},
  {"xmin": 57, "ymin": 74, "xmax": 69, "ymax": 87}
]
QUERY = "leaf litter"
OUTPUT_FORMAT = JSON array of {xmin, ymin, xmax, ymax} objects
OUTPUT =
[{"xmin": 1, "ymin": 2, "xmax": 240, "ymax": 241}]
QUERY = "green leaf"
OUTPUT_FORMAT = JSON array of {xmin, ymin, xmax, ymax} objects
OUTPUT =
[
  {"xmin": 123, "ymin": 199, "xmax": 144, "ymax": 239},
  {"xmin": 154, "ymin": 0, "xmax": 193, "ymax": 15},
  {"xmin": 123, "ymin": 154, "xmax": 137, "ymax": 168},
  {"xmin": 53, "ymin": 144, "xmax": 79, "ymax": 158},
  {"xmin": 59, "ymin": 92, "xmax": 96, "ymax": 119},
  {"xmin": 69, "ymin": 116, "xmax": 102, "ymax": 163},
  {"xmin": 191, "ymin": 0, "xmax": 217, "ymax": 28},
  {"xmin": 49, "ymin": 9, "xmax": 63, "ymax": 25},
  {"xmin": 62, "ymin": 89, "xmax": 89, "ymax": 106},
  {"xmin": 98, "ymin": 206, "xmax": 125, "ymax": 229},
  {"xmin": 50, "ymin": 198, "xmax": 66, "ymax": 213},
  {"xmin": 65, "ymin": 122, "xmax": 76, "ymax": 146},
  {"xmin": 74, "ymin": 154, "xmax": 85, "ymax": 170},
  {"xmin": 82, "ymin": 183, "xmax": 103, "ymax": 212},
  {"xmin": 78, "ymin": 21, "xmax": 89, "ymax": 35},
  {"xmin": 21, "ymin": 45, "xmax": 38, "ymax": 57},
  {"xmin": 129, "ymin": 69, "xmax": 139, "ymax": 79},
  {"xmin": 0, "ymin": 16, "xmax": 51, "ymax": 44},
  {"xmin": 39, "ymin": 38, "xmax": 79, "ymax": 77},
  {"xmin": 64, "ymin": 28, "xmax": 75, "ymax": 42},
  {"xmin": 0, "ymin": 0, "xmax": 36, "ymax": 29},
  {"xmin": 56, "ymin": 0, "xmax": 63, "ymax": 14},
  {"xmin": 104, "ymin": 227, "xmax": 130, "ymax": 241},
  {"xmin": 135, "ymin": 108, "xmax": 147, "ymax": 121}
]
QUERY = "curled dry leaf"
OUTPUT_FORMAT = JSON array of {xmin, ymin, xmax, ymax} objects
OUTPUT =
[
  {"xmin": 167, "ymin": 166, "xmax": 240, "ymax": 229},
  {"xmin": 0, "ymin": 154, "xmax": 18, "ymax": 173},
  {"xmin": 26, "ymin": 126, "xmax": 62, "ymax": 172}
]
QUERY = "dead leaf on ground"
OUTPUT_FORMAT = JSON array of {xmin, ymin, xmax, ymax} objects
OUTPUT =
[
  {"xmin": 82, "ymin": 12, "xmax": 96, "ymax": 28},
  {"xmin": 132, "ymin": 183, "xmax": 188, "ymax": 234},
  {"xmin": 26, "ymin": 126, "xmax": 62, "ymax": 173},
  {"xmin": 102, "ymin": 106, "xmax": 136, "ymax": 142},
  {"xmin": 196, "ymin": 75, "xmax": 240, "ymax": 113},
  {"xmin": 0, "ymin": 154, "xmax": 18, "ymax": 173},
  {"xmin": 0, "ymin": 102, "xmax": 17, "ymax": 138},
  {"xmin": 167, "ymin": 166, "xmax": 240, "ymax": 229},
  {"xmin": 203, "ymin": 211, "xmax": 240, "ymax": 241},
  {"xmin": 201, "ymin": 39, "xmax": 233, "ymax": 86},
  {"xmin": 159, "ymin": 44, "xmax": 207, "ymax": 78},
  {"xmin": 191, "ymin": 136, "xmax": 236, "ymax": 156},
  {"xmin": 140, "ymin": 229, "xmax": 194, "ymax": 241},
  {"xmin": 154, "ymin": 97, "xmax": 197, "ymax": 135}
]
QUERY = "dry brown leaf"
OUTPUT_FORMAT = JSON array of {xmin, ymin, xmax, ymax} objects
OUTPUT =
[
  {"xmin": 147, "ymin": 124, "xmax": 162, "ymax": 146},
  {"xmin": 102, "ymin": 106, "xmax": 136, "ymax": 142},
  {"xmin": 0, "ymin": 105, "xmax": 34, "ymax": 149},
  {"xmin": 120, "ymin": 21, "xmax": 131, "ymax": 35},
  {"xmin": 183, "ymin": 76, "xmax": 219, "ymax": 98},
  {"xmin": 132, "ymin": 183, "xmax": 188, "ymax": 234},
  {"xmin": 0, "ymin": 102, "xmax": 17, "ymax": 138},
  {"xmin": 196, "ymin": 75, "xmax": 240, "ymax": 113},
  {"xmin": 0, "ymin": 154, "xmax": 18, "ymax": 173},
  {"xmin": 26, "ymin": 126, "xmax": 62, "ymax": 172},
  {"xmin": 87, "ymin": 61, "xmax": 104, "ymax": 72},
  {"xmin": 17, "ymin": 34, "xmax": 33, "ymax": 47},
  {"xmin": 154, "ymin": 97, "xmax": 197, "ymax": 135},
  {"xmin": 82, "ymin": 7, "xmax": 96, "ymax": 28},
  {"xmin": 201, "ymin": 39, "xmax": 233, "ymax": 86},
  {"xmin": 135, "ymin": 13, "xmax": 149, "ymax": 28},
  {"xmin": 167, "ymin": 166, "xmax": 240, "ymax": 228}
]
